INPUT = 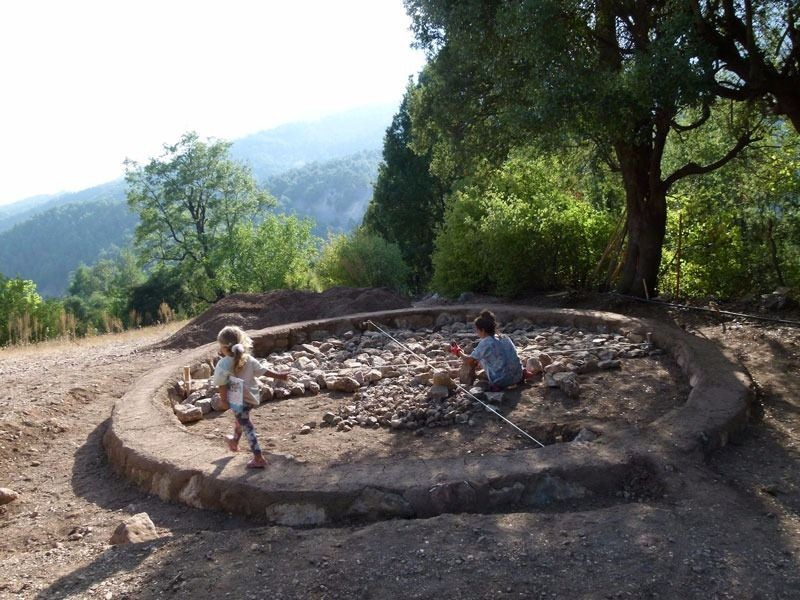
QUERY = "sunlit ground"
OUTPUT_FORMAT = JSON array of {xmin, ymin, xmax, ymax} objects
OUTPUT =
[{"xmin": 0, "ymin": 320, "xmax": 188, "ymax": 360}]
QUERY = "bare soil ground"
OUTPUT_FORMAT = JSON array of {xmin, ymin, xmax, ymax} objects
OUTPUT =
[
  {"xmin": 1, "ymin": 293, "xmax": 799, "ymax": 600},
  {"xmin": 185, "ymin": 355, "xmax": 687, "ymax": 465}
]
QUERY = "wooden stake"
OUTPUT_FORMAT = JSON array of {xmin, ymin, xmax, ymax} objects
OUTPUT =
[
  {"xmin": 182, "ymin": 366, "xmax": 191, "ymax": 398},
  {"xmin": 642, "ymin": 279, "xmax": 650, "ymax": 300},
  {"xmin": 676, "ymin": 212, "xmax": 683, "ymax": 300}
]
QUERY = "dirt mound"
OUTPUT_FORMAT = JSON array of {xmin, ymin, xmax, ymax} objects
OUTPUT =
[{"xmin": 160, "ymin": 287, "xmax": 411, "ymax": 349}]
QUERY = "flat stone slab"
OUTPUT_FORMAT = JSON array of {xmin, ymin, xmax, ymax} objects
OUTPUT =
[{"xmin": 104, "ymin": 305, "xmax": 752, "ymax": 525}]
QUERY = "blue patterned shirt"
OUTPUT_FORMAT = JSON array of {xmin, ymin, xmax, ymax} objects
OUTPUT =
[{"xmin": 470, "ymin": 335, "xmax": 522, "ymax": 388}]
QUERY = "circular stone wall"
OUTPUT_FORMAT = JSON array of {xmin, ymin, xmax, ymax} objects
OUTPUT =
[
  {"xmin": 175, "ymin": 318, "xmax": 690, "ymax": 462},
  {"xmin": 104, "ymin": 305, "xmax": 753, "ymax": 526}
]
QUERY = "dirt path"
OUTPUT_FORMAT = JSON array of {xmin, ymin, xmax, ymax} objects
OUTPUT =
[{"xmin": 1, "ymin": 313, "xmax": 799, "ymax": 600}]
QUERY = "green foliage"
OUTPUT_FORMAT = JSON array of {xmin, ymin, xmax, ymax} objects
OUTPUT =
[
  {"xmin": 363, "ymin": 82, "xmax": 448, "ymax": 291},
  {"xmin": 405, "ymin": 0, "xmax": 766, "ymax": 296},
  {"xmin": 430, "ymin": 152, "xmax": 615, "ymax": 298},
  {"xmin": 660, "ymin": 122, "xmax": 800, "ymax": 299},
  {"xmin": 65, "ymin": 249, "xmax": 145, "ymax": 333},
  {"xmin": 218, "ymin": 214, "xmax": 319, "ymax": 293},
  {"xmin": 0, "ymin": 275, "xmax": 68, "ymax": 344},
  {"xmin": 126, "ymin": 268, "xmax": 193, "ymax": 326},
  {"xmin": 316, "ymin": 229, "xmax": 410, "ymax": 294},
  {"xmin": 694, "ymin": 1, "xmax": 800, "ymax": 132},
  {"xmin": 125, "ymin": 132, "xmax": 275, "ymax": 303}
]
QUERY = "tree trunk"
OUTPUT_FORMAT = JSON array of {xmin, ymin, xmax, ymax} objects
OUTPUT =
[{"xmin": 615, "ymin": 145, "xmax": 668, "ymax": 297}]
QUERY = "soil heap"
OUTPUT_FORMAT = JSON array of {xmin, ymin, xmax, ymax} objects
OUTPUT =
[{"xmin": 161, "ymin": 287, "xmax": 411, "ymax": 349}]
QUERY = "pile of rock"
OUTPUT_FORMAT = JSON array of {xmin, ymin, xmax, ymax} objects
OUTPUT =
[{"xmin": 170, "ymin": 319, "xmax": 659, "ymax": 430}]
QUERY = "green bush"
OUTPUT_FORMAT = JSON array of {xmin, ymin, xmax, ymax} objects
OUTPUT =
[
  {"xmin": 218, "ymin": 214, "xmax": 319, "ymax": 293},
  {"xmin": 430, "ymin": 154, "xmax": 615, "ymax": 297},
  {"xmin": 316, "ymin": 229, "xmax": 410, "ymax": 294},
  {"xmin": 661, "ymin": 125, "xmax": 800, "ymax": 300},
  {"xmin": 0, "ymin": 275, "xmax": 67, "ymax": 344}
]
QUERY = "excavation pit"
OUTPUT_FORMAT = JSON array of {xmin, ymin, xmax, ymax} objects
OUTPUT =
[
  {"xmin": 104, "ymin": 305, "xmax": 753, "ymax": 526},
  {"xmin": 175, "ymin": 321, "xmax": 690, "ymax": 463}
]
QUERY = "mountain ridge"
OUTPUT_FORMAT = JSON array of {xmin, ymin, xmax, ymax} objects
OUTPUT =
[{"xmin": 0, "ymin": 104, "xmax": 393, "ymax": 296}]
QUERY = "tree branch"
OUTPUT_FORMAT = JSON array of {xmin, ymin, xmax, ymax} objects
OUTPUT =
[
  {"xmin": 663, "ymin": 128, "xmax": 757, "ymax": 189},
  {"xmin": 670, "ymin": 101, "xmax": 712, "ymax": 133}
]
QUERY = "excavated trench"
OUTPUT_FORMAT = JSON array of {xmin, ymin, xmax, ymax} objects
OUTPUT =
[
  {"xmin": 175, "ymin": 318, "xmax": 689, "ymax": 463},
  {"xmin": 104, "ymin": 305, "xmax": 752, "ymax": 526}
]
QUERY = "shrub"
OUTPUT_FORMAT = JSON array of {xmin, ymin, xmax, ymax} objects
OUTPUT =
[
  {"xmin": 316, "ymin": 229, "xmax": 410, "ymax": 293},
  {"xmin": 430, "ymin": 154, "xmax": 615, "ymax": 297}
]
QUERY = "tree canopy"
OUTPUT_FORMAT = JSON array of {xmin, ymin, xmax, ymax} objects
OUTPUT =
[
  {"xmin": 363, "ymin": 82, "xmax": 448, "ymax": 291},
  {"xmin": 125, "ymin": 132, "xmax": 274, "ymax": 302},
  {"xmin": 405, "ymin": 0, "xmax": 765, "ymax": 296},
  {"xmin": 691, "ymin": 0, "xmax": 800, "ymax": 131}
]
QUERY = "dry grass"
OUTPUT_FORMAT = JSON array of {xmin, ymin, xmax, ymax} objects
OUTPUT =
[{"xmin": 0, "ymin": 320, "xmax": 188, "ymax": 360}]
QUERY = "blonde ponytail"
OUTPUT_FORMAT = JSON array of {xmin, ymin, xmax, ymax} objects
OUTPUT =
[{"xmin": 217, "ymin": 326, "xmax": 253, "ymax": 375}]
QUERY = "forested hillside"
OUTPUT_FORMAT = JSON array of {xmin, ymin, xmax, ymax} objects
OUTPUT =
[
  {"xmin": 230, "ymin": 104, "xmax": 392, "ymax": 180},
  {"xmin": 0, "ymin": 200, "xmax": 137, "ymax": 297},
  {"xmin": 267, "ymin": 150, "xmax": 380, "ymax": 235},
  {"xmin": 0, "ymin": 180, "xmax": 125, "ymax": 234}
]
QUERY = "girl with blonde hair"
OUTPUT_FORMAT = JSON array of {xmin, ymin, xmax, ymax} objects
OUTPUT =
[{"xmin": 212, "ymin": 325, "xmax": 288, "ymax": 469}]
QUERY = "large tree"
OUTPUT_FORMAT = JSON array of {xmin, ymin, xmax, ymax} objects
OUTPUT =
[
  {"xmin": 405, "ymin": 0, "xmax": 764, "ymax": 296},
  {"xmin": 125, "ymin": 133, "xmax": 274, "ymax": 302},
  {"xmin": 690, "ymin": 0, "xmax": 800, "ymax": 131},
  {"xmin": 363, "ymin": 81, "xmax": 449, "ymax": 290}
]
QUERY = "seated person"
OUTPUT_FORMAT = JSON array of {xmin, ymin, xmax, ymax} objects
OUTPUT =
[{"xmin": 452, "ymin": 310, "xmax": 526, "ymax": 390}]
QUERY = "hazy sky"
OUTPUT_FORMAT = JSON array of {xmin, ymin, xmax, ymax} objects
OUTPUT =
[{"xmin": 0, "ymin": 0, "xmax": 426, "ymax": 205}]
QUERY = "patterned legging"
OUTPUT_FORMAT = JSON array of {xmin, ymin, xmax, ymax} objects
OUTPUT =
[{"xmin": 232, "ymin": 407, "xmax": 262, "ymax": 455}]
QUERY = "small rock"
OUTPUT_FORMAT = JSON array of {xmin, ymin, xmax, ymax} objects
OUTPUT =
[
  {"xmin": 109, "ymin": 513, "xmax": 160, "ymax": 545},
  {"xmin": 428, "ymin": 385, "xmax": 450, "ymax": 400},
  {"xmin": 273, "ymin": 387, "xmax": 292, "ymax": 400},
  {"xmin": 572, "ymin": 428, "xmax": 598, "ymax": 443},
  {"xmin": 195, "ymin": 398, "xmax": 213, "ymax": 415},
  {"xmin": 598, "ymin": 359, "xmax": 621, "ymax": 370},
  {"xmin": 553, "ymin": 372, "xmax": 580, "ymax": 398},
  {"xmin": 468, "ymin": 386, "xmax": 487, "ymax": 400},
  {"xmin": 458, "ymin": 363, "xmax": 475, "ymax": 386},
  {"xmin": 322, "ymin": 412, "xmax": 337, "ymax": 425},
  {"xmin": 186, "ymin": 390, "xmax": 205, "ymax": 404},
  {"xmin": 366, "ymin": 369, "xmax": 383, "ymax": 383},
  {"xmin": 432, "ymin": 370, "xmax": 454, "ymax": 388},
  {"xmin": 332, "ymin": 377, "xmax": 360, "ymax": 393},
  {"xmin": 173, "ymin": 403, "xmax": 203, "ymax": 423},
  {"xmin": 299, "ymin": 425, "xmax": 313, "ymax": 435},
  {"xmin": 525, "ymin": 357, "xmax": 543, "ymax": 374},
  {"xmin": 485, "ymin": 391, "xmax": 505, "ymax": 404},
  {"xmin": 0, "ymin": 487, "xmax": 19, "ymax": 505},
  {"xmin": 259, "ymin": 386, "xmax": 274, "ymax": 403},
  {"xmin": 210, "ymin": 393, "xmax": 228, "ymax": 412}
]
